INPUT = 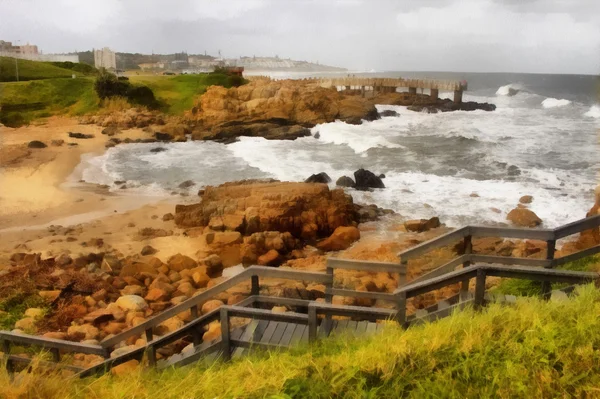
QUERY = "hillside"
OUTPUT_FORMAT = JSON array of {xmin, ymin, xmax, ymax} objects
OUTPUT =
[
  {"xmin": 228, "ymin": 56, "xmax": 346, "ymax": 71},
  {"xmin": 2, "ymin": 284, "xmax": 600, "ymax": 398},
  {"xmin": 0, "ymin": 57, "xmax": 96, "ymax": 82}
]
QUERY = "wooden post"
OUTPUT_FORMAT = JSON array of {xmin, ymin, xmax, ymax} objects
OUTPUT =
[
  {"xmin": 453, "ymin": 90, "xmax": 463, "ymax": 103},
  {"xmin": 409, "ymin": 87, "xmax": 417, "ymax": 95},
  {"xmin": 474, "ymin": 269, "xmax": 486, "ymax": 309},
  {"xmin": 308, "ymin": 304, "xmax": 317, "ymax": 343},
  {"xmin": 190, "ymin": 305, "xmax": 199, "ymax": 319},
  {"xmin": 460, "ymin": 235, "xmax": 472, "ymax": 301},
  {"xmin": 145, "ymin": 328, "xmax": 153, "ymax": 344},
  {"xmin": 345, "ymin": 85, "xmax": 351, "ymax": 91},
  {"xmin": 430, "ymin": 88, "xmax": 439, "ymax": 101},
  {"xmin": 147, "ymin": 345, "xmax": 156, "ymax": 367},
  {"xmin": 395, "ymin": 291, "xmax": 407, "ymax": 327},
  {"xmin": 220, "ymin": 308, "xmax": 231, "ymax": 361},
  {"xmin": 251, "ymin": 275, "xmax": 260, "ymax": 296},
  {"xmin": 3, "ymin": 340, "xmax": 13, "ymax": 375},
  {"xmin": 399, "ymin": 259, "xmax": 408, "ymax": 287},
  {"xmin": 361, "ymin": 85, "xmax": 365, "ymax": 97},
  {"xmin": 542, "ymin": 239, "xmax": 557, "ymax": 299},
  {"xmin": 50, "ymin": 347, "xmax": 60, "ymax": 363}
]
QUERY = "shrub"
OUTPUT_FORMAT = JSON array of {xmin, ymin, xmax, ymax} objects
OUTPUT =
[
  {"xmin": 94, "ymin": 70, "xmax": 128, "ymax": 100},
  {"xmin": 126, "ymin": 85, "xmax": 157, "ymax": 107}
]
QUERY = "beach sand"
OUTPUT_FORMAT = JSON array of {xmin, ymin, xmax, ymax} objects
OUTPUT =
[{"xmin": 0, "ymin": 117, "xmax": 201, "ymax": 264}]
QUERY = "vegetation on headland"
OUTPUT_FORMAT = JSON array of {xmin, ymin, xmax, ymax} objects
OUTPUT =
[
  {"xmin": 0, "ymin": 63, "xmax": 247, "ymax": 127},
  {"xmin": 0, "ymin": 57, "xmax": 97, "ymax": 82},
  {"xmin": 2, "ymin": 284, "xmax": 600, "ymax": 398}
]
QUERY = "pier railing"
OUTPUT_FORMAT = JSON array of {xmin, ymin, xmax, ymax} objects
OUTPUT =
[{"xmin": 1, "ymin": 214, "xmax": 600, "ymax": 376}]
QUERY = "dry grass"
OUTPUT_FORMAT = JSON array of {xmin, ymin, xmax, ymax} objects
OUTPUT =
[{"xmin": 3, "ymin": 284, "xmax": 600, "ymax": 398}]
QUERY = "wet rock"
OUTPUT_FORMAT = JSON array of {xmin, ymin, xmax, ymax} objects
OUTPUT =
[
  {"xmin": 379, "ymin": 110, "xmax": 399, "ymax": 117},
  {"xmin": 507, "ymin": 165, "xmax": 521, "ymax": 177},
  {"xmin": 155, "ymin": 132, "xmax": 173, "ymax": 141},
  {"xmin": 507, "ymin": 208, "xmax": 542, "ymax": 227},
  {"xmin": 162, "ymin": 213, "xmax": 174, "ymax": 221},
  {"xmin": 168, "ymin": 254, "xmax": 198, "ymax": 272},
  {"xmin": 305, "ymin": 172, "xmax": 331, "ymax": 184},
  {"xmin": 519, "ymin": 195, "xmax": 533, "ymax": 204},
  {"xmin": 336, "ymin": 176, "xmax": 356, "ymax": 188},
  {"xmin": 354, "ymin": 169, "xmax": 385, "ymax": 190},
  {"xmin": 314, "ymin": 132, "xmax": 320, "ymax": 139},
  {"xmin": 115, "ymin": 295, "xmax": 148, "ymax": 311},
  {"xmin": 316, "ymin": 226, "xmax": 360, "ymax": 251},
  {"xmin": 150, "ymin": 147, "xmax": 167, "ymax": 153},
  {"xmin": 27, "ymin": 140, "xmax": 47, "ymax": 148},
  {"xmin": 101, "ymin": 126, "xmax": 120, "ymax": 136},
  {"xmin": 179, "ymin": 180, "xmax": 195, "ymax": 189},
  {"xmin": 68, "ymin": 132, "xmax": 94, "ymax": 139},
  {"xmin": 404, "ymin": 217, "xmax": 441, "ymax": 232},
  {"xmin": 140, "ymin": 245, "xmax": 157, "ymax": 256}
]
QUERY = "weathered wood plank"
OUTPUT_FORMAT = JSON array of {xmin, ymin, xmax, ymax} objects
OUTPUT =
[
  {"xmin": 252, "ymin": 319, "xmax": 270, "ymax": 342},
  {"xmin": 407, "ymin": 255, "xmax": 469, "ymax": 285},
  {"xmin": 327, "ymin": 288, "xmax": 396, "ymax": 302},
  {"xmin": 259, "ymin": 321, "xmax": 279, "ymax": 344},
  {"xmin": 471, "ymin": 254, "xmax": 552, "ymax": 268},
  {"xmin": 345, "ymin": 320, "xmax": 359, "ymax": 333},
  {"xmin": 279, "ymin": 323, "xmax": 299, "ymax": 347},
  {"xmin": 397, "ymin": 227, "xmax": 470, "ymax": 261},
  {"xmin": 7, "ymin": 355, "xmax": 84, "ymax": 373},
  {"xmin": 355, "ymin": 321, "xmax": 369, "ymax": 335},
  {"xmin": 311, "ymin": 302, "xmax": 396, "ymax": 319},
  {"xmin": 0, "ymin": 332, "xmax": 105, "ymax": 355},
  {"xmin": 290, "ymin": 324, "xmax": 307, "ymax": 346},
  {"xmin": 252, "ymin": 296, "xmax": 312, "ymax": 308},
  {"xmin": 270, "ymin": 322, "xmax": 289, "ymax": 345},
  {"xmin": 366, "ymin": 322, "xmax": 378, "ymax": 335},
  {"xmin": 225, "ymin": 306, "xmax": 309, "ymax": 324},
  {"xmin": 470, "ymin": 226, "xmax": 554, "ymax": 240},
  {"xmin": 553, "ymin": 245, "xmax": 600, "ymax": 267},
  {"xmin": 554, "ymin": 214, "xmax": 600, "ymax": 239}
]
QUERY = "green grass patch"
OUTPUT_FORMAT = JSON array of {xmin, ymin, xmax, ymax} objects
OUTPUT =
[
  {"xmin": 0, "ymin": 291, "xmax": 47, "ymax": 331},
  {"xmin": 0, "ymin": 56, "xmax": 96, "ymax": 82},
  {"xmin": 0, "ymin": 78, "xmax": 99, "ymax": 127},
  {"xmin": 494, "ymin": 255, "xmax": 600, "ymax": 296},
  {"xmin": 129, "ymin": 73, "xmax": 246, "ymax": 114},
  {"xmin": 4, "ymin": 285, "xmax": 600, "ymax": 398}
]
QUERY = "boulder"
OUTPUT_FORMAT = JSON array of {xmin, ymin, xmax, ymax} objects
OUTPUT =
[
  {"xmin": 354, "ymin": 169, "xmax": 385, "ymax": 190},
  {"xmin": 150, "ymin": 147, "xmax": 166, "ymax": 153},
  {"xmin": 145, "ymin": 288, "xmax": 170, "ymax": 302},
  {"xmin": 84, "ymin": 309, "xmax": 115, "ymax": 324},
  {"xmin": 379, "ymin": 110, "xmax": 399, "ymax": 117},
  {"xmin": 115, "ymin": 295, "xmax": 148, "ymax": 311},
  {"xmin": 101, "ymin": 126, "xmax": 120, "ymax": 136},
  {"xmin": 192, "ymin": 271, "xmax": 210, "ymax": 288},
  {"xmin": 140, "ymin": 245, "xmax": 157, "ymax": 256},
  {"xmin": 257, "ymin": 249, "xmax": 281, "ymax": 266},
  {"xmin": 15, "ymin": 317, "xmax": 35, "ymax": 331},
  {"xmin": 162, "ymin": 213, "xmax": 175, "ymax": 221},
  {"xmin": 168, "ymin": 254, "xmax": 198, "ymax": 272},
  {"xmin": 519, "ymin": 195, "xmax": 533, "ymax": 204},
  {"xmin": 27, "ymin": 140, "xmax": 47, "ymax": 148},
  {"xmin": 202, "ymin": 321, "xmax": 221, "ymax": 342},
  {"xmin": 67, "ymin": 324, "xmax": 99, "ymax": 341},
  {"xmin": 154, "ymin": 132, "xmax": 172, "ymax": 141},
  {"xmin": 201, "ymin": 300, "xmax": 224, "ymax": 315},
  {"xmin": 336, "ymin": 176, "xmax": 356, "ymax": 188},
  {"xmin": 198, "ymin": 254, "xmax": 224, "ymax": 277},
  {"xmin": 316, "ymin": 226, "xmax": 360, "ymax": 251},
  {"xmin": 179, "ymin": 180, "xmax": 195, "ymax": 189},
  {"xmin": 404, "ymin": 217, "xmax": 441, "ymax": 232},
  {"xmin": 24, "ymin": 308, "xmax": 44, "ymax": 319},
  {"xmin": 507, "ymin": 208, "xmax": 542, "ymax": 227},
  {"xmin": 305, "ymin": 172, "xmax": 331, "ymax": 184},
  {"xmin": 68, "ymin": 132, "xmax": 94, "ymax": 139}
]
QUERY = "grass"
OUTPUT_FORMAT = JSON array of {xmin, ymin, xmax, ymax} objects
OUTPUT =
[
  {"xmin": 0, "ymin": 57, "xmax": 96, "ymax": 82},
  {"xmin": 494, "ymin": 255, "xmax": 600, "ymax": 296},
  {"xmin": 0, "ymin": 78, "xmax": 99, "ymax": 127},
  {"xmin": 4, "ymin": 284, "xmax": 600, "ymax": 398},
  {"xmin": 129, "ymin": 73, "xmax": 245, "ymax": 114},
  {"xmin": 0, "ymin": 291, "xmax": 47, "ymax": 331}
]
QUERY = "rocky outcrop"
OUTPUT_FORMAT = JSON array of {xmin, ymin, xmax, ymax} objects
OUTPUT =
[
  {"xmin": 336, "ymin": 176, "xmax": 355, "ymax": 188},
  {"xmin": 305, "ymin": 172, "xmax": 332, "ymax": 184},
  {"xmin": 174, "ymin": 180, "xmax": 357, "ymax": 241},
  {"xmin": 316, "ymin": 226, "xmax": 360, "ymax": 251},
  {"xmin": 354, "ymin": 169, "xmax": 385, "ymax": 190},
  {"xmin": 186, "ymin": 79, "xmax": 379, "ymax": 142}
]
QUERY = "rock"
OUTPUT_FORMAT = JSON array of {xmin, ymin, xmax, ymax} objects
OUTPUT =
[
  {"xmin": 404, "ymin": 217, "xmax": 441, "ymax": 232},
  {"xmin": 316, "ymin": 226, "xmax": 360, "ymax": 251},
  {"xmin": 15, "ymin": 318, "xmax": 35, "ymax": 330},
  {"xmin": 24, "ymin": 308, "xmax": 44, "ymax": 318},
  {"xmin": 121, "ymin": 285, "xmax": 144, "ymax": 296},
  {"xmin": 271, "ymin": 306, "xmax": 287, "ymax": 313},
  {"xmin": 27, "ymin": 140, "xmax": 47, "ymax": 148},
  {"xmin": 150, "ymin": 147, "xmax": 167, "ymax": 153},
  {"xmin": 379, "ymin": 110, "xmax": 399, "ymax": 117},
  {"xmin": 519, "ymin": 195, "xmax": 533, "ymax": 204},
  {"xmin": 507, "ymin": 208, "xmax": 542, "ymax": 228},
  {"xmin": 68, "ymin": 132, "xmax": 94, "ymax": 139},
  {"xmin": 50, "ymin": 139, "xmax": 64, "ymax": 147},
  {"xmin": 67, "ymin": 324, "xmax": 99, "ymax": 341},
  {"xmin": 43, "ymin": 332, "xmax": 67, "ymax": 340},
  {"xmin": 84, "ymin": 309, "xmax": 114, "ymax": 324},
  {"xmin": 336, "ymin": 176, "xmax": 356, "ymax": 188},
  {"xmin": 115, "ymin": 295, "xmax": 148, "ymax": 311},
  {"xmin": 202, "ymin": 321, "xmax": 221, "ymax": 342},
  {"xmin": 120, "ymin": 259, "xmax": 157, "ymax": 277},
  {"xmin": 155, "ymin": 318, "xmax": 184, "ymax": 335},
  {"xmin": 111, "ymin": 359, "xmax": 139, "ymax": 376},
  {"xmin": 145, "ymin": 288, "xmax": 170, "ymax": 302},
  {"xmin": 490, "ymin": 207, "xmax": 502, "ymax": 214},
  {"xmin": 179, "ymin": 180, "xmax": 195, "ymax": 189},
  {"xmin": 354, "ymin": 169, "xmax": 385, "ymax": 190},
  {"xmin": 155, "ymin": 132, "xmax": 173, "ymax": 141},
  {"xmin": 174, "ymin": 181, "xmax": 357, "ymax": 243},
  {"xmin": 257, "ymin": 249, "xmax": 281, "ymax": 266},
  {"xmin": 470, "ymin": 193, "xmax": 480, "ymax": 198},
  {"xmin": 305, "ymin": 172, "xmax": 331, "ymax": 184},
  {"xmin": 101, "ymin": 126, "xmax": 120, "ymax": 136},
  {"xmin": 140, "ymin": 245, "xmax": 157, "ymax": 256},
  {"xmin": 201, "ymin": 300, "xmax": 224, "ymax": 315},
  {"xmin": 192, "ymin": 271, "xmax": 210, "ymax": 288},
  {"xmin": 314, "ymin": 132, "xmax": 320, "ymax": 139},
  {"xmin": 198, "ymin": 254, "xmax": 224, "ymax": 277},
  {"xmin": 168, "ymin": 254, "xmax": 198, "ymax": 272},
  {"xmin": 39, "ymin": 290, "xmax": 61, "ymax": 303},
  {"xmin": 55, "ymin": 253, "xmax": 73, "ymax": 266},
  {"xmin": 162, "ymin": 213, "xmax": 174, "ymax": 221}
]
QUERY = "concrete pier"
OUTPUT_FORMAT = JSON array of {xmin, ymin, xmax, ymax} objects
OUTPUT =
[{"xmin": 430, "ymin": 88, "xmax": 439, "ymax": 101}]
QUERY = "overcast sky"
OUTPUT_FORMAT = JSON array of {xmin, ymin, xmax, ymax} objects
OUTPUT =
[{"xmin": 1, "ymin": 0, "xmax": 599, "ymax": 74}]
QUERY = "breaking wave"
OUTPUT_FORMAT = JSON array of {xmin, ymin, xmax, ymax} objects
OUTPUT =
[
  {"xmin": 584, "ymin": 105, "xmax": 600, "ymax": 118},
  {"xmin": 496, "ymin": 84, "xmax": 521, "ymax": 97},
  {"xmin": 541, "ymin": 98, "xmax": 571, "ymax": 108}
]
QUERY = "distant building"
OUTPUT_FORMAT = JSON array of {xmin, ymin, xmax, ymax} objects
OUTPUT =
[
  {"xmin": 0, "ymin": 40, "xmax": 77, "ymax": 62},
  {"xmin": 94, "ymin": 47, "xmax": 117, "ymax": 70},
  {"xmin": 138, "ymin": 62, "xmax": 165, "ymax": 70}
]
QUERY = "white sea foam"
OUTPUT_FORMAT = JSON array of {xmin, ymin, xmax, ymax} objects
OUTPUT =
[
  {"xmin": 312, "ymin": 119, "xmax": 405, "ymax": 154},
  {"xmin": 541, "ymin": 98, "xmax": 571, "ymax": 108},
  {"xmin": 584, "ymin": 105, "xmax": 600, "ymax": 118},
  {"xmin": 496, "ymin": 84, "xmax": 521, "ymax": 96}
]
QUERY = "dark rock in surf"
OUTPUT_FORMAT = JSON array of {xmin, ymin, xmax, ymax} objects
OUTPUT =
[
  {"xmin": 68, "ymin": 132, "xmax": 94, "ymax": 139},
  {"xmin": 378, "ymin": 174, "xmax": 386, "ymax": 179},
  {"xmin": 150, "ymin": 147, "xmax": 167, "ymax": 153},
  {"xmin": 379, "ymin": 110, "xmax": 399, "ymax": 117},
  {"xmin": 179, "ymin": 180, "xmax": 195, "ymax": 189},
  {"xmin": 305, "ymin": 172, "xmax": 332, "ymax": 184},
  {"xmin": 354, "ymin": 169, "xmax": 385, "ymax": 190},
  {"xmin": 27, "ymin": 140, "xmax": 47, "ymax": 148},
  {"xmin": 336, "ymin": 176, "xmax": 356, "ymax": 188},
  {"xmin": 314, "ymin": 132, "xmax": 320, "ymax": 139},
  {"xmin": 155, "ymin": 132, "xmax": 173, "ymax": 141}
]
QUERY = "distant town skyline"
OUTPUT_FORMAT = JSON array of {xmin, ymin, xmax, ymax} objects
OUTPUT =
[{"xmin": 0, "ymin": 0, "xmax": 599, "ymax": 74}]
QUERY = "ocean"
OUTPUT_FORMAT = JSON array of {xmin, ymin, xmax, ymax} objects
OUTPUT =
[{"xmin": 77, "ymin": 71, "xmax": 600, "ymax": 228}]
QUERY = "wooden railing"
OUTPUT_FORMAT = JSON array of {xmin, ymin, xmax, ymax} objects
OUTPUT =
[{"xmin": 2, "ymin": 215, "xmax": 600, "ymax": 376}]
